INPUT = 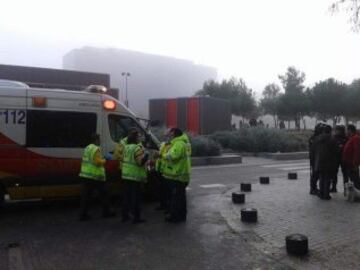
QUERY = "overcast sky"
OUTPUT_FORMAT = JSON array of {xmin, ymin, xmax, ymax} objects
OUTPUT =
[{"xmin": 0, "ymin": 0, "xmax": 359, "ymax": 96}]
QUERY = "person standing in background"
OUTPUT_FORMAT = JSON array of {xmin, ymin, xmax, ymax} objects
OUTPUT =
[
  {"xmin": 312, "ymin": 125, "xmax": 338, "ymax": 200},
  {"xmin": 331, "ymin": 125, "xmax": 348, "ymax": 193}
]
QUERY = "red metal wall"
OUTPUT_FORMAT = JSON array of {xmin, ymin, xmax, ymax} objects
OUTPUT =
[
  {"xmin": 166, "ymin": 99, "xmax": 177, "ymax": 128},
  {"xmin": 149, "ymin": 96, "xmax": 231, "ymax": 135},
  {"xmin": 187, "ymin": 98, "xmax": 200, "ymax": 135}
]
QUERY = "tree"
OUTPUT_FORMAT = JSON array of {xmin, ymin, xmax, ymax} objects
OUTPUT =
[
  {"xmin": 196, "ymin": 78, "xmax": 257, "ymax": 119},
  {"xmin": 331, "ymin": 0, "xmax": 360, "ymax": 31},
  {"xmin": 278, "ymin": 67, "xmax": 305, "ymax": 94},
  {"xmin": 260, "ymin": 83, "xmax": 281, "ymax": 127},
  {"xmin": 308, "ymin": 78, "xmax": 348, "ymax": 126},
  {"xmin": 278, "ymin": 67, "xmax": 309, "ymax": 129},
  {"xmin": 343, "ymin": 78, "xmax": 360, "ymax": 123}
]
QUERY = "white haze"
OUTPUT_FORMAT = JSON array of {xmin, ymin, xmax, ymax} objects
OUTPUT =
[{"xmin": 0, "ymin": 0, "xmax": 359, "ymax": 95}]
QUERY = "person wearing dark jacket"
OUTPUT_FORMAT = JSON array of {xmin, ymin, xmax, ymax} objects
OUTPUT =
[
  {"xmin": 331, "ymin": 125, "xmax": 348, "ymax": 193},
  {"xmin": 311, "ymin": 125, "xmax": 338, "ymax": 200},
  {"xmin": 342, "ymin": 125, "xmax": 360, "ymax": 190},
  {"xmin": 309, "ymin": 123, "xmax": 324, "ymax": 195}
]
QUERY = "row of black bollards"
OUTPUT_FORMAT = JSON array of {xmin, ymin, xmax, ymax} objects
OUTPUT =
[{"xmin": 231, "ymin": 172, "xmax": 309, "ymax": 256}]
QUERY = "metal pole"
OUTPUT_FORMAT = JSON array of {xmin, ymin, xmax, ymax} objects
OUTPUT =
[
  {"xmin": 125, "ymin": 76, "xmax": 128, "ymax": 107},
  {"xmin": 122, "ymin": 72, "xmax": 130, "ymax": 108}
]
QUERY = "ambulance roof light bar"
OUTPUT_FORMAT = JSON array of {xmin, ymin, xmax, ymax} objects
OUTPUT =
[{"xmin": 84, "ymin": 85, "xmax": 108, "ymax": 94}]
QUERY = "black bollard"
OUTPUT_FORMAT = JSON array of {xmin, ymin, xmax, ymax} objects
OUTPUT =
[
  {"xmin": 241, "ymin": 208, "xmax": 258, "ymax": 223},
  {"xmin": 288, "ymin": 173, "xmax": 298, "ymax": 180},
  {"xmin": 241, "ymin": 183, "xmax": 252, "ymax": 192},
  {"xmin": 259, "ymin": 176, "xmax": 270, "ymax": 184},
  {"xmin": 232, "ymin": 192, "xmax": 245, "ymax": 204},
  {"xmin": 286, "ymin": 234, "xmax": 309, "ymax": 256}
]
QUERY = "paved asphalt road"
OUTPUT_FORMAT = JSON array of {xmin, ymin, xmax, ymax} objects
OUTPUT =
[{"xmin": 0, "ymin": 157, "xmax": 309, "ymax": 270}]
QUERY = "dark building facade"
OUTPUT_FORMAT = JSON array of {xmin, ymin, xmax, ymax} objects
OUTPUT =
[
  {"xmin": 0, "ymin": 64, "xmax": 118, "ymax": 98},
  {"xmin": 63, "ymin": 47, "xmax": 217, "ymax": 118}
]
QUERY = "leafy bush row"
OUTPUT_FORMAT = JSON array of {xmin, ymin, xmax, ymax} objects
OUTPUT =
[
  {"xmin": 151, "ymin": 127, "xmax": 309, "ymax": 156},
  {"xmin": 210, "ymin": 128, "xmax": 309, "ymax": 153}
]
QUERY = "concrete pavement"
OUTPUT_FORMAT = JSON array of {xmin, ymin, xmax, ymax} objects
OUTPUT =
[
  {"xmin": 221, "ymin": 159, "xmax": 360, "ymax": 270},
  {"xmin": 0, "ymin": 157, "xmax": 356, "ymax": 269}
]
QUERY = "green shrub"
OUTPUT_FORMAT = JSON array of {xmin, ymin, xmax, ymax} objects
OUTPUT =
[
  {"xmin": 190, "ymin": 136, "xmax": 221, "ymax": 157},
  {"xmin": 150, "ymin": 126, "xmax": 221, "ymax": 156},
  {"xmin": 210, "ymin": 127, "xmax": 309, "ymax": 153}
]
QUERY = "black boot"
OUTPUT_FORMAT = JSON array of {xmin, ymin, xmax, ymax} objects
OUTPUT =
[{"xmin": 309, "ymin": 188, "xmax": 319, "ymax": 195}]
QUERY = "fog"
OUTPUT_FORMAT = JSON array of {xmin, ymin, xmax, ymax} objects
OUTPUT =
[{"xmin": 1, "ymin": 0, "xmax": 360, "ymax": 95}]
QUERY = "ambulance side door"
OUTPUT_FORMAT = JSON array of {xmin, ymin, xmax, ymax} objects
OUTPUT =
[{"xmin": 0, "ymin": 88, "xmax": 27, "ymax": 186}]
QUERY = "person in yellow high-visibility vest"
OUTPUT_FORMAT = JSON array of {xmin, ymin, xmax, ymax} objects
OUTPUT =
[
  {"xmin": 79, "ymin": 134, "xmax": 115, "ymax": 221},
  {"xmin": 163, "ymin": 128, "xmax": 191, "ymax": 223},
  {"xmin": 154, "ymin": 137, "xmax": 172, "ymax": 211},
  {"xmin": 113, "ymin": 128, "xmax": 142, "ymax": 172},
  {"xmin": 121, "ymin": 129, "xmax": 149, "ymax": 224}
]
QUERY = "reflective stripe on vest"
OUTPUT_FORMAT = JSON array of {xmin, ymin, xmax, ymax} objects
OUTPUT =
[
  {"xmin": 117, "ymin": 137, "xmax": 128, "ymax": 170},
  {"xmin": 122, "ymin": 144, "xmax": 147, "ymax": 182},
  {"xmin": 155, "ymin": 142, "xmax": 170, "ymax": 173},
  {"xmin": 79, "ymin": 144, "xmax": 106, "ymax": 181}
]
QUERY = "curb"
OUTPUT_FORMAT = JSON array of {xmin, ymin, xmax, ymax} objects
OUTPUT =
[
  {"xmin": 192, "ymin": 154, "xmax": 242, "ymax": 166},
  {"xmin": 242, "ymin": 152, "xmax": 308, "ymax": 160}
]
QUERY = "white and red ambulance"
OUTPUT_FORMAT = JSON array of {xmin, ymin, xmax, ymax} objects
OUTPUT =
[{"xmin": 0, "ymin": 80, "xmax": 158, "ymax": 206}]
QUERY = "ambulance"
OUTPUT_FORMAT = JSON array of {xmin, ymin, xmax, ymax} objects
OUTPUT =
[{"xmin": 0, "ymin": 80, "xmax": 159, "ymax": 207}]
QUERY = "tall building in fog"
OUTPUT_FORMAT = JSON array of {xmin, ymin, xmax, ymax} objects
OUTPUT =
[{"xmin": 63, "ymin": 47, "xmax": 217, "ymax": 117}]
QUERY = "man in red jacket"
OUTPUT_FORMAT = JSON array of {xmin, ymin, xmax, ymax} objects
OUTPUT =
[{"xmin": 342, "ymin": 124, "xmax": 360, "ymax": 189}]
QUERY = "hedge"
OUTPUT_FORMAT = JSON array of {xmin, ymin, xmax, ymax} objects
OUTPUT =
[
  {"xmin": 210, "ymin": 128, "xmax": 309, "ymax": 153},
  {"xmin": 151, "ymin": 127, "xmax": 309, "ymax": 156}
]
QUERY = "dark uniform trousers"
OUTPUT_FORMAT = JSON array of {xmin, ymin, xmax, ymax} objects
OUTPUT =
[
  {"xmin": 80, "ymin": 178, "xmax": 111, "ymax": 217},
  {"xmin": 310, "ymin": 166, "xmax": 319, "ymax": 192},
  {"xmin": 153, "ymin": 171, "xmax": 168, "ymax": 209},
  {"xmin": 319, "ymin": 172, "xmax": 332, "ymax": 199},
  {"xmin": 122, "ymin": 179, "xmax": 142, "ymax": 221},
  {"xmin": 168, "ymin": 180, "xmax": 187, "ymax": 221},
  {"xmin": 331, "ymin": 162, "xmax": 349, "ymax": 189}
]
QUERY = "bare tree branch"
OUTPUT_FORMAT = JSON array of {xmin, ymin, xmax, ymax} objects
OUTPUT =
[{"xmin": 331, "ymin": 0, "xmax": 360, "ymax": 31}]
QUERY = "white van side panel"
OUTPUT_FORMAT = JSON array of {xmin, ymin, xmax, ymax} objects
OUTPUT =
[{"xmin": 0, "ymin": 87, "xmax": 26, "ymax": 145}]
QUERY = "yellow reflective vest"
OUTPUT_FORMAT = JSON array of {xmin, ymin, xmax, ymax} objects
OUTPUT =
[
  {"xmin": 122, "ymin": 144, "xmax": 147, "ymax": 182},
  {"xmin": 79, "ymin": 144, "xmax": 106, "ymax": 181},
  {"xmin": 163, "ymin": 136, "xmax": 191, "ymax": 183},
  {"xmin": 155, "ymin": 142, "xmax": 171, "ymax": 173},
  {"xmin": 179, "ymin": 133, "xmax": 192, "ymax": 168}
]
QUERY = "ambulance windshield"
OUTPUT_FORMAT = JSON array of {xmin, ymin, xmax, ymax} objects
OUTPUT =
[
  {"xmin": 108, "ymin": 114, "xmax": 157, "ymax": 149},
  {"xmin": 108, "ymin": 114, "xmax": 142, "ymax": 142}
]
